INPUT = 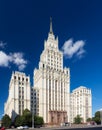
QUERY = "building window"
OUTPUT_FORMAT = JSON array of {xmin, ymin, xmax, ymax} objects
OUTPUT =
[
  {"xmin": 26, "ymin": 78, "xmax": 28, "ymax": 82},
  {"xmin": 43, "ymin": 64, "xmax": 45, "ymax": 68},
  {"xmin": 14, "ymin": 76, "xmax": 16, "ymax": 79}
]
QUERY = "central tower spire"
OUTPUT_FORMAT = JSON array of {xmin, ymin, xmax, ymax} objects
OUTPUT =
[{"xmin": 49, "ymin": 17, "xmax": 53, "ymax": 34}]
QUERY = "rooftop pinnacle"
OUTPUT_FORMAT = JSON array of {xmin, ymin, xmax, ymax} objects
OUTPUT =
[{"xmin": 50, "ymin": 17, "xmax": 53, "ymax": 34}]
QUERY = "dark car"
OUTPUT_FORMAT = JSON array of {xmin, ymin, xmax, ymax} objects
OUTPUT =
[
  {"xmin": 65, "ymin": 122, "xmax": 70, "ymax": 126},
  {"xmin": 34, "ymin": 125, "xmax": 42, "ymax": 128}
]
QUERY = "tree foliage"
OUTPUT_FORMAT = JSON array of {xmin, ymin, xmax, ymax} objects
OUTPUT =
[
  {"xmin": 86, "ymin": 118, "xmax": 92, "ymax": 122},
  {"xmin": 1, "ymin": 114, "xmax": 11, "ymax": 128},
  {"xmin": 94, "ymin": 117, "xmax": 101, "ymax": 124},
  {"xmin": 22, "ymin": 109, "xmax": 31, "ymax": 116},
  {"xmin": 13, "ymin": 109, "xmax": 44, "ymax": 127},
  {"xmin": 92, "ymin": 111, "xmax": 101, "ymax": 124},
  {"xmin": 22, "ymin": 109, "xmax": 32, "ymax": 126},
  {"xmin": 74, "ymin": 115, "xmax": 82, "ymax": 124},
  {"xmin": 2, "ymin": 109, "xmax": 44, "ymax": 127},
  {"xmin": 95, "ymin": 111, "xmax": 100, "ymax": 118},
  {"xmin": 34, "ymin": 115, "xmax": 44, "ymax": 126},
  {"xmin": 14, "ymin": 115, "xmax": 22, "ymax": 127}
]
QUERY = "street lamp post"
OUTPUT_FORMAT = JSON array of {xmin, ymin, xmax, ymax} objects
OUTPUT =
[{"xmin": 32, "ymin": 89, "xmax": 34, "ymax": 128}]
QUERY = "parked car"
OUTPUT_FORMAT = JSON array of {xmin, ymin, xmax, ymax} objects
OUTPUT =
[
  {"xmin": 60, "ymin": 122, "xmax": 65, "ymax": 126},
  {"xmin": 60, "ymin": 122, "xmax": 70, "ymax": 127},
  {"xmin": 34, "ymin": 125, "xmax": 42, "ymax": 128},
  {"xmin": 23, "ymin": 126, "xmax": 29, "ymax": 129},
  {"xmin": 0, "ymin": 127, "xmax": 5, "ymax": 130},
  {"xmin": 17, "ymin": 126, "xmax": 24, "ymax": 129},
  {"xmin": 65, "ymin": 122, "xmax": 70, "ymax": 126}
]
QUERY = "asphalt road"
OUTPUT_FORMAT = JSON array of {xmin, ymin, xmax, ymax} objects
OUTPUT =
[
  {"xmin": 7, "ymin": 126, "xmax": 102, "ymax": 130},
  {"xmin": 54, "ymin": 126, "xmax": 102, "ymax": 130}
]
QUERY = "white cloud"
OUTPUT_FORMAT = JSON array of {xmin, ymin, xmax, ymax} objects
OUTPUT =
[
  {"xmin": 10, "ymin": 52, "xmax": 27, "ymax": 71},
  {"xmin": 0, "ymin": 41, "xmax": 6, "ymax": 49},
  {"xmin": 62, "ymin": 38, "xmax": 86, "ymax": 59},
  {"xmin": 0, "ymin": 51, "xmax": 11, "ymax": 67},
  {"xmin": 0, "ymin": 51, "xmax": 27, "ymax": 70},
  {"xmin": 18, "ymin": 64, "xmax": 26, "ymax": 71}
]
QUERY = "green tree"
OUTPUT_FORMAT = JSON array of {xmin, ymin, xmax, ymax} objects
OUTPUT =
[
  {"xmin": 22, "ymin": 109, "xmax": 31, "ymax": 115},
  {"xmin": 13, "ymin": 109, "xmax": 44, "ymax": 127},
  {"xmin": 37, "ymin": 116, "xmax": 44, "ymax": 125},
  {"xmin": 95, "ymin": 111, "xmax": 100, "ymax": 118},
  {"xmin": 14, "ymin": 115, "xmax": 23, "ymax": 127},
  {"xmin": 74, "ymin": 115, "xmax": 82, "ymax": 124},
  {"xmin": 94, "ymin": 117, "xmax": 101, "ymax": 124},
  {"xmin": 1, "ymin": 114, "xmax": 11, "ymax": 128},
  {"xmin": 22, "ymin": 109, "xmax": 32, "ymax": 126},
  {"xmin": 92, "ymin": 111, "xmax": 101, "ymax": 124},
  {"xmin": 86, "ymin": 118, "xmax": 92, "ymax": 122},
  {"xmin": 34, "ymin": 115, "xmax": 44, "ymax": 126}
]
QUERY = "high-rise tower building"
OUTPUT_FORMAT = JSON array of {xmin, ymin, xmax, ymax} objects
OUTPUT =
[
  {"xmin": 4, "ymin": 19, "xmax": 92, "ymax": 124},
  {"xmin": 70, "ymin": 86, "xmax": 92, "ymax": 123},
  {"xmin": 33, "ymin": 19, "xmax": 70, "ymax": 124},
  {"xmin": 4, "ymin": 71, "xmax": 31, "ymax": 121}
]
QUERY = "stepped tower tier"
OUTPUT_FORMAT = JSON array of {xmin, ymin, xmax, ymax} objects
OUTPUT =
[
  {"xmin": 39, "ymin": 19, "xmax": 63, "ymax": 71},
  {"xmin": 33, "ymin": 19, "xmax": 70, "ymax": 124}
]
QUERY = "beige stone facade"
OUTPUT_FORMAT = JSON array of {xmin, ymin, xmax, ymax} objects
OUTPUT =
[
  {"xmin": 70, "ymin": 86, "xmax": 92, "ymax": 123},
  {"xmin": 33, "ymin": 19, "xmax": 70, "ymax": 124},
  {"xmin": 4, "ymin": 71, "xmax": 31, "ymax": 121}
]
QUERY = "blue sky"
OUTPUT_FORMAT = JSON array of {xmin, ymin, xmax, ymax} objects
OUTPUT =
[{"xmin": 0, "ymin": 0, "xmax": 102, "ymax": 119}]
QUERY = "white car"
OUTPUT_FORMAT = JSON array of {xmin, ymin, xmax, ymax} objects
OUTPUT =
[
  {"xmin": 23, "ymin": 126, "xmax": 29, "ymax": 129},
  {"xmin": 17, "ymin": 126, "xmax": 24, "ymax": 129}
]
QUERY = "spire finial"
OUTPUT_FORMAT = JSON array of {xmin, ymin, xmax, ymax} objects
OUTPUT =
[{"xmin": 50, "ymin": 17, "xmax": 53, "ymax": 34}]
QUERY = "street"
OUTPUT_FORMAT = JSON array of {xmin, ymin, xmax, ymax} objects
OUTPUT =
[
  {"xmin": 33, "ymin": 126, "xmax": 102, "ymax": 130},
  {"xmin": 7, "ymin": 126, "xmax": 102, "ymax": 130},
  {"xmin": 55, "ymin": 126, "xmax": 102, "ymax": 130}
]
